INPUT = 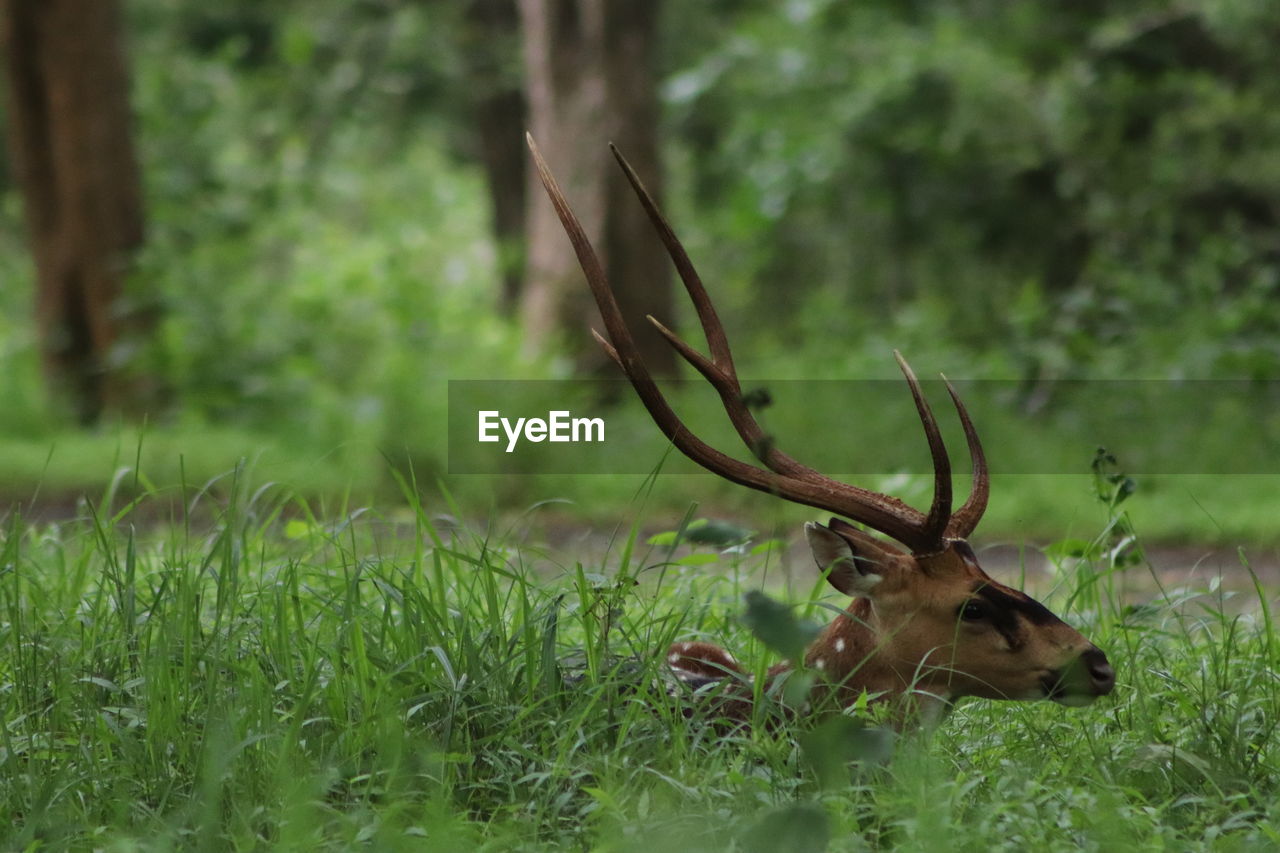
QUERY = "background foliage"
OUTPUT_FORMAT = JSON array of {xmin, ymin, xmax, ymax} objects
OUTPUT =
[
  {"xmin": 3, "ymin": 5, "xmax": 1280, "ymax": 849},
  {"xmin": 1, "ymin": 0, "xmax": 1278, "ymax": 537},
  {"xmin": 664, "ymin": 1, "xmax": 1280, "ymax": 380}
]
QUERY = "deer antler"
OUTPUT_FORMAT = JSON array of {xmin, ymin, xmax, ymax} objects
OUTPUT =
[
  {"xmin": 526, "ymin": 134, "xmax": 988, "ymax": 552},
  {"xmin": 942, "ymin": 376, "xmax": 988, "ymax": 538}
]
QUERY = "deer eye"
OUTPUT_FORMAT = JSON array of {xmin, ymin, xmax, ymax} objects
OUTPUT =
[{"xmin": 959, "ymin": 601, "xmax": 987, "ymax": 622}]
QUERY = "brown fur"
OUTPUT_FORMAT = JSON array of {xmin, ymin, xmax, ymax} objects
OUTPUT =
[{"xmin": 666, "ymin": 520, "xmax": 1114, "ymax": 723}]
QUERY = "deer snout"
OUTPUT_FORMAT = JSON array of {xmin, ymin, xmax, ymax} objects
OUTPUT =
[
  {"xmin": 1081, "ymin": 646, "xmax": 1115, "ymax": 695},
  {"xmin": 1043, "ymin": 644, "xmax": 1115, "ymax": 705}
]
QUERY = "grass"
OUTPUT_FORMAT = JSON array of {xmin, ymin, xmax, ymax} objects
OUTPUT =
[
  {"xmin": 3, "ymin": 417, "xmax": 1279, "ymax": 550},
  {"xmin": 2, "ymin": 465, "xmax": 1279, "ymax": 851}
]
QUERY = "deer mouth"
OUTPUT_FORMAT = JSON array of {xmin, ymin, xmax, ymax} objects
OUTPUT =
[
  {"xmin": 1044, "ymin": 681, "xmax": 1101, "ymax": 706},
  {"xmin": 1042, "ymin": 647, "xmax": 1116, "ymax": 705}
]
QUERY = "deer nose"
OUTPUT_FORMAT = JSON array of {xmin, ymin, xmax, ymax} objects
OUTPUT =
[{"xmin": 1081, "ymin": 646, "xmax": 1115, "ymax": 694}]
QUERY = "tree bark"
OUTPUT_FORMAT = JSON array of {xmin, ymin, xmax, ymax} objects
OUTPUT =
[
  {"xmin": 518, "ymin": 0, "xmax": 673, "ymax": 375},
  {"xmin": 461, "ymin": 0, "xmax": 528, "ymax": 315},
  {"xmin": 2, "ymin": 0, "xmax": 145, "ymax": 424}
]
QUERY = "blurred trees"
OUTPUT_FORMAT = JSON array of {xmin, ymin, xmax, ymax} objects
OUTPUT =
[
  {"xmin": 2, "ymin": 0, "xmax": 145, "ymax": 423},
  {"xmin": 663, "ymin": 1, "xmax": 1280, "ymax": 378},
  {"xmin": 1, "ymin": 0, "xmax": 1279, "ymax": 447},
  {"xmin": 458, "ymin": 0, "xmax": 527, "ymax": 314},
  {"xmin": 519, "ymin": 0, "xmax": 674, "ymax": 374}
]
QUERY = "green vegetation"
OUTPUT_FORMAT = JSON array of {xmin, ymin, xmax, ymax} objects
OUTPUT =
[
  {"xmin": 3, "ymin": 468, "xmax": 1278, "ymax": 850},
  {"xmin": 2, "ymin": 5, "xmax": 1277, "ymax": 849},
  {"xmin": 3, "ymin": 3, "xmax": 1279, "ymax": 542}
]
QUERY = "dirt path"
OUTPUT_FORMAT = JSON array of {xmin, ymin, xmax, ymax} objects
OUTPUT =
[{"xmin": 524, "ymin": 519, "xmax": 1280, "ymax": 608}]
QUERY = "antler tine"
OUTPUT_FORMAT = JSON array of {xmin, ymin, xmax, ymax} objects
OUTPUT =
[
  {"xmin": 610, "ymin": 143, "xmax": 810, "ymax": 477},
  {"xmin": 611, "ymin": 144, "xmax": 877, "ymax": 485},
  {"xmin": 530, "ymin": 137, "xmax": 706, "ymax": 428},
  {"xmin": 526, "ymin": 135, "xmax": 778, "ymax": 479},
  {"xmin": 942, "ymin": 377, "xmax": 989, "ymax": 538},
  {"xmin": 528, "ymin": 134, "xmax": 936, "ymax": 549},
  {"xmin": 893, "ymin": 351, "xmax": 953, "ymax": 551},
  {"xmin": 608, "ymin": 144, "xmax": 736, "ymax": 377},
  {"xmin": 590, "ymin": 328, "xmax": 624, "ymax": 368},
  {"xmin": 612, "ymin": 143, "xmax": 956, "ymax": 548}
]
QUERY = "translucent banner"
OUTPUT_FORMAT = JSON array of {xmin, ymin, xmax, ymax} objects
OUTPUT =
[{"xmin": 447, "ymin": 379, "xmax": 1280, "ymax": 475}]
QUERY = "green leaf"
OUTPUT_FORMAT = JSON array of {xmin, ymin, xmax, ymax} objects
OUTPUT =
[
  {"xmin": 742, "ymin": 590, "xmax": 820, "ymax": 661},
  {"xmin": 1042, "ymin": 538, "xmax": 1095, "ymax": 561},
  {"xmin": 739, "ymin": 802, "xmax": 830, "ymax": 853},
  {"xmin": 684, "ymin": 518, "xmax": 754, "ymax": 547},
  {"xmin": 799, "ymin": 716, "xmax": 896, "ymax": 788},
  {"xmin": 284, "ymin": 519, "xmax": 312, "ymax": 540},
  {"xmin": 750, "ymin": 538, "xmax": 786, "ymax": 556},
  {"xmin": 779, "ymin": 668, "xmax": 816, "ymax": 708},
  {"xmin": 280, "ymin": 21, "xmax": 315, "ymax": 67},
  {"xmin": 646, "ymin": 518, "xmax": 707, "ymax": 547},
  {"xmin": 646, "ymin": 530, "xmax": 680, "ymax": 546}
]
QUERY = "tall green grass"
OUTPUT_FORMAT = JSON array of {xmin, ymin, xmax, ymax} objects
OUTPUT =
[{"xmin": 1, "ymin": 466, "xmax": 1277, "ymax": 851}]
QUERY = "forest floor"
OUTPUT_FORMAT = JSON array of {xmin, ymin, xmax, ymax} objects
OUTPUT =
[{"xmin": 12, "ymin": 492, "xmax": 1278, "ymax": 601}]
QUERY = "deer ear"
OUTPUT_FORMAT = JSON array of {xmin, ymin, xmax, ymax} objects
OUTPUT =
[{"xmin": 805, "ymin": 521, "xmax": 898, "ymax": 596}]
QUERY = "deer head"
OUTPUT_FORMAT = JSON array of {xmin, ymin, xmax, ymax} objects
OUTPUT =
[{"xmin": 526, "ymin": 135, "xmax": 1114, "ymax": 720}]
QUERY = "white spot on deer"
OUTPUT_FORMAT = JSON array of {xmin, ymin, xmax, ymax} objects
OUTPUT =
[
  {"xmin": 834, "ymin": 638, "xmax": 846, "ymax": 653},
  {"xmin": 722, "ymin": 652, "xmax": 736, "ymax": 665},
  {"xmin": 679, "ymin": 643, "xmax": 691, "ymax": 652},
  {"xmin": 668, "ymin": 653, "xmax": 680, "ymax": 664},
  {"xmin": 815, "ymin": 658, "xmax": 827, "ymax": 670}
]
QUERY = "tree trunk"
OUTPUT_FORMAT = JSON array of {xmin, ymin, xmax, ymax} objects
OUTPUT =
[
  {"xmin": 2, "ymin": 0, "xmax": 145, "ymax": 424},
  {"xmin": 518, "ymin": 0, "xmax": 673, "ymax": 375},
  {"xmin": 461, "ymin": 0, "xmax": 528, "ymax": 315}
]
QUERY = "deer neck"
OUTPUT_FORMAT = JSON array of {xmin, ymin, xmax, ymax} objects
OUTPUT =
[{"xmin": 801, "ymin": 597, "xmax": 954, "ymax": 713}]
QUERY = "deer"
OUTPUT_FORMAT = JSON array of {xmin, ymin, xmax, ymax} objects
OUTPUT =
[{"xmin": 525, "ymin": 134, "xmax": 1115, "ymax": 725}]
